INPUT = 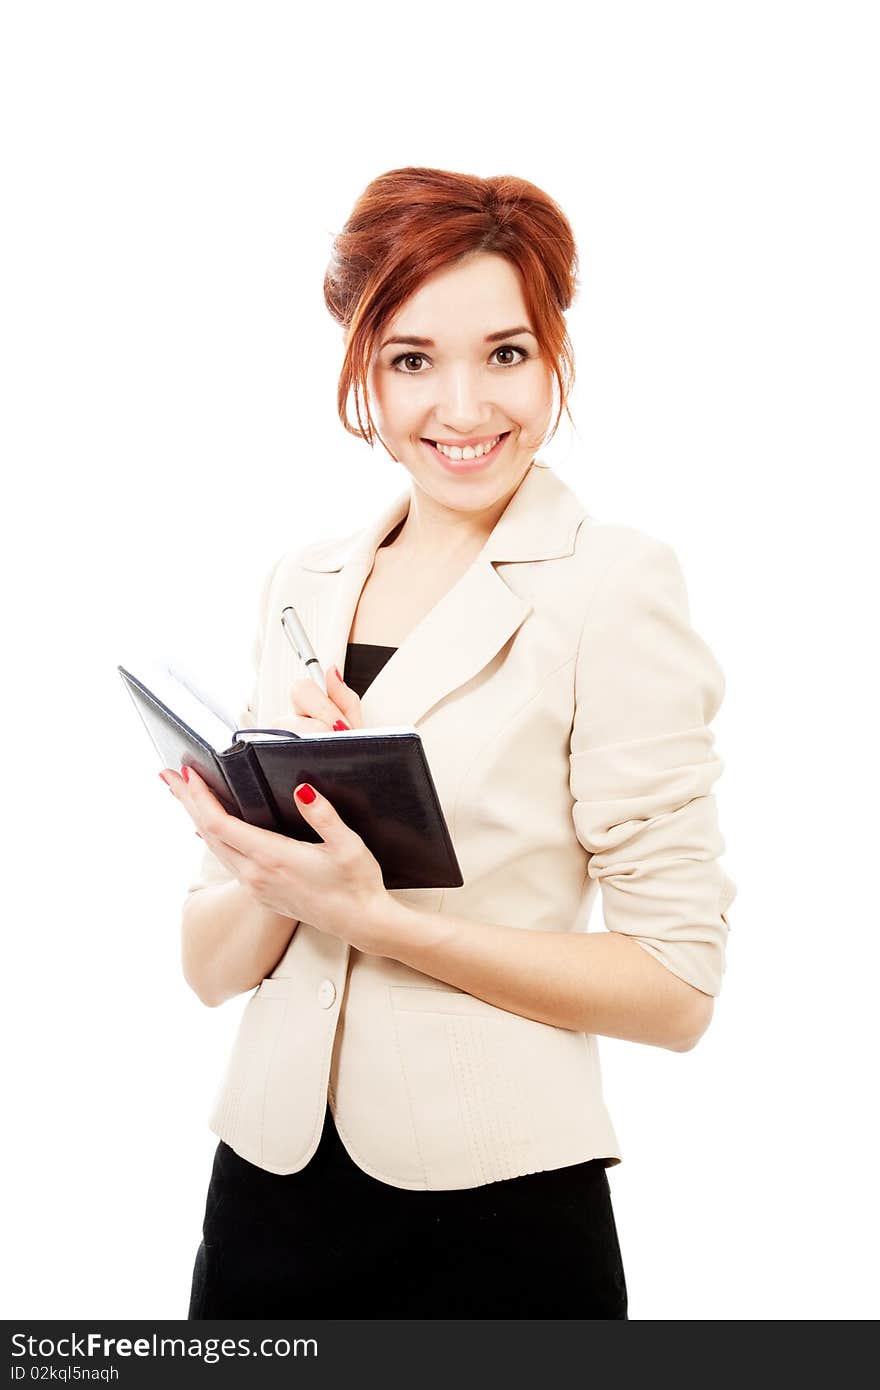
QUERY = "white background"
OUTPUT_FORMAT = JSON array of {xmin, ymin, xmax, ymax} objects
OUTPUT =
[{"xmin": 2, "ymin": 0, "xmax": 877, "ymax": 1321}]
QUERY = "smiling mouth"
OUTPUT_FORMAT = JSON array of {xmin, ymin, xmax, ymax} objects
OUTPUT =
[{"xmin": 421, "ymin": 431, "xmax": 511, "ymax": 468}]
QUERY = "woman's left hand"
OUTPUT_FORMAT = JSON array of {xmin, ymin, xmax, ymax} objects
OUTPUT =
[{"xmin": 161, "ymin": 763, "xmax": 391, "ymax": 955}]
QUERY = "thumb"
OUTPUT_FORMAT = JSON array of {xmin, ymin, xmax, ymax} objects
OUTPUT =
[
  {"xmin": 326, "ymin": 664, "xmax": 364, "ymax": 727},
  {"xmin": 293, "ymin": 780, "xmax": 353, "ymax": 848}
]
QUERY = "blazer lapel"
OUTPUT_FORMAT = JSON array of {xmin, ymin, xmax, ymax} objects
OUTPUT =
[
  {"xmin": 295, "ymin": 459, "xmax": 587, "ymax": 728},
  {"xmin": 358, "ymin": 560, "xmax": 532, "ymax": 727}
]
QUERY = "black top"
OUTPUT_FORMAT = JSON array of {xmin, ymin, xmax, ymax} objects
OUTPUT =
[{"xmin": 342, "ymin": 640, "xmax": 397, "ymax": 696}]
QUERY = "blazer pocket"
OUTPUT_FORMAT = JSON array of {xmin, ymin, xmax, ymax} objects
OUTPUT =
[
  {"xmin": 388, "ymin": 984, "xmax": 544, "ymax": 1185},
  {"xmin": 389, "ymin": 984, "xmax": 504, "ymax": 1017}
]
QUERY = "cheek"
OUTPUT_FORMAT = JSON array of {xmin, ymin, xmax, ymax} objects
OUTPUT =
[
  {"xmin": 509, "ymin": 366, "xmax": 555, "ymax": 424},
  {"xmin": 368, "ymin": 370, "xmax": 414, "ymax": 430}
]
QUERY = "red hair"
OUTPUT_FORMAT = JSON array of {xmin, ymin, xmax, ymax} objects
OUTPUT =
[{"xmin": 323, "ymin": 167, "xmax": 579, "ymax": 446}]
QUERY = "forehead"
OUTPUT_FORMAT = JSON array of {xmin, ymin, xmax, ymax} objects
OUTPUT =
[{"xmin": 386, "ymin": 253, "xmax": 528, "ymax": 337}]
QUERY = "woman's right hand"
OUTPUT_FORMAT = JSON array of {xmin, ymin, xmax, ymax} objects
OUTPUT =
[{"xmin": 250, "ymin": 664, "xmax": 365, "ymax": 735}]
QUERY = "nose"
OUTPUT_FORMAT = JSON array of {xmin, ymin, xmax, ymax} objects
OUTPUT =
[{"xmin": 433, "ymin": 363, "xmax": 494, "ymax": 434}]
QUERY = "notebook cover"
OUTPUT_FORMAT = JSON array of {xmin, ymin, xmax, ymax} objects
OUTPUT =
[
  {"xmin": 118, "ymin": 665, "xmax": 462, "ymax": 890},
  {"xmin": 246, "ymin": 732, "xmax": 462, "ymax": 889}
]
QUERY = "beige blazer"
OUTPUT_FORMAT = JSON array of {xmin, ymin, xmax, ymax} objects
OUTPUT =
[{"xmin": 184, "ymin": 458, "xmax": 736, "ymax": 1189}]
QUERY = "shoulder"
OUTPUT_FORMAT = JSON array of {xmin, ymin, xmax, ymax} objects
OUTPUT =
[{"xmin": 569, "ymin": 514, "xmax": 684, "ymax": 611}]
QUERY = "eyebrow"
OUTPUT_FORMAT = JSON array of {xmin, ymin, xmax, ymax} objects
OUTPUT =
[{"xmin": 380, "ymin": 326, "xmax": 537, "ymax": 350}]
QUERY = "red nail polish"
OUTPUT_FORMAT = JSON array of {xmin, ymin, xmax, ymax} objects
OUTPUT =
[
  {"xmin": 334, "ymin": 667, "xmax": 344, "ymax": 683},
  {"xmin": 333, "ymin": 719, "xmax": 349, "ymax": 731},
  {"xmin": 296, "ymin": 783, "xmax": 316, "ymax": 804},
  {"xmin": 159, "ymin": 772, "xmax": 171, "ymax": 788},
  {"xmin": 181, "ymin": 765, "xmax": 190, "ymax": 783}
]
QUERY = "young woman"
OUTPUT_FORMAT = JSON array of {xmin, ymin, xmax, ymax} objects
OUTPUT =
[{"xmin": 164, "ymin": 167, "xmax": 736, "ymax": 1319}]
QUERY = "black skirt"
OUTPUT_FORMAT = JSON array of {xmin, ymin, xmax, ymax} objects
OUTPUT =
[{"xmin": 188, "ymin": 1103, "xmax": 627, "ymax": 1319}]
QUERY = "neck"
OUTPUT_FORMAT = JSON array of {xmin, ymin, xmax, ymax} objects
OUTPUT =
[{"xmin": 384, "ymin": 466, "xmax": 532, "ymax": 562}]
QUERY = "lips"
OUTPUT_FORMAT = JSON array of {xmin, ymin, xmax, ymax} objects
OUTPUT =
[{"xmin": 422, "ymin": 431, "xmax": 511, "ymax": 473}]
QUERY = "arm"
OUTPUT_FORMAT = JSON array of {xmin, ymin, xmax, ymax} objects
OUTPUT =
[
  {"xmin": 369, "ymin": 898, "xmax": 712, "ymax": 1050},
  {"xmin": 179, "ymin": 552, "xmax": 295, "ymax": 1007},
  {"xmin": 182, "ymin": 881, "xmax": 297, "ymax": 1008},
  {"xmin": 368, "ymin": 535, "xmax": 735, "ymax": 1052}
]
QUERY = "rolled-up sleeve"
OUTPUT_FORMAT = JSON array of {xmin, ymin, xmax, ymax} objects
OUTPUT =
[
  {"xmin": 569, "ymin": 536, "xmax": 736, "ymax": 997},
  {"xmin": 182, "ymin": 552, "xmax": 283, "ymax": 898}
]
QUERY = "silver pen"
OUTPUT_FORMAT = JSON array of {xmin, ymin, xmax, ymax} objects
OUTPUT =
[{"xmin": 281, "ymin": 605, "xmax": 327, "ymax": 694}]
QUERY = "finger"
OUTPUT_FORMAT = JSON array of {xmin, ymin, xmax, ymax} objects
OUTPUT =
[
  {"xmin": 264, "ymin": 712, "xmax": 333, "ymax": 736},
  {"xmin": 163, "ymin": 765, "xmax": 227, "ymax": 833},
  {"xmin": 290, "ymin": 675, "xmax": 351, "ymax": 731},
  {"xmin": 326, "ymin": 666, "xmax": 364, "ymax": 728},
  {"xmin": 293, "ymin": 780, "xmax": 357, "ymax": 851},
  {"xmin": 194, "ymin": 826, "xmax": 251, "ymax": 878},
  {"xmin": 167, "ymin": 764, "xmax": 291, "ymax": 864},
  {"xmin": 163, "ymin": 765, "xmax": 251, "ymax": 871},
  {"xmin": 160, "ymin": 766, "xmax": 201, "ymax": 820}
]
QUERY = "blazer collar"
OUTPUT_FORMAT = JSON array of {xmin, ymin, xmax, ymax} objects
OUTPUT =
[{"xmin": 291, "ymin": 459, "xmax": 587, "ymax": 728}]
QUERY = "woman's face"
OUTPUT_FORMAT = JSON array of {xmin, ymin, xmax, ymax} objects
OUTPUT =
[{"xmin": 366, "ymin": 251, "xmax": 555, "ymax": 515}]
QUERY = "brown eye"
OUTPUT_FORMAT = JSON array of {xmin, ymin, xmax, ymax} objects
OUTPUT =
[
  {"xmin": 493, "ymin": 346, "xmax": 529, "ymax": 366},
  {"xmin": 392, "ymin": 353, "xmax": 427, "ymax": 373}
]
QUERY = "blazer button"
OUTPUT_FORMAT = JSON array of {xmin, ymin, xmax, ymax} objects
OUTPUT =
[{"xmin": 317, "ymin": 979, "xmax": 337, "ymax": 1009}]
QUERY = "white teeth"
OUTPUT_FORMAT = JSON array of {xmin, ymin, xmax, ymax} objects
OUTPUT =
[{"xmin": 433, "ymin": 434, "xmax": 501, "ymax": 460}]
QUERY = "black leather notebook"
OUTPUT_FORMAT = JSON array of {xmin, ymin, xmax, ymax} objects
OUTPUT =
[{"xmin": 117, "ymin": 663, "xmax": 462, "ymax": 891}]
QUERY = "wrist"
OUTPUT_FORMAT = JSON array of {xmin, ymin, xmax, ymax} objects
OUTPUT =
[{"xmin": 361, "ymin": 890, "xmax": 416, "ymax": 957}]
